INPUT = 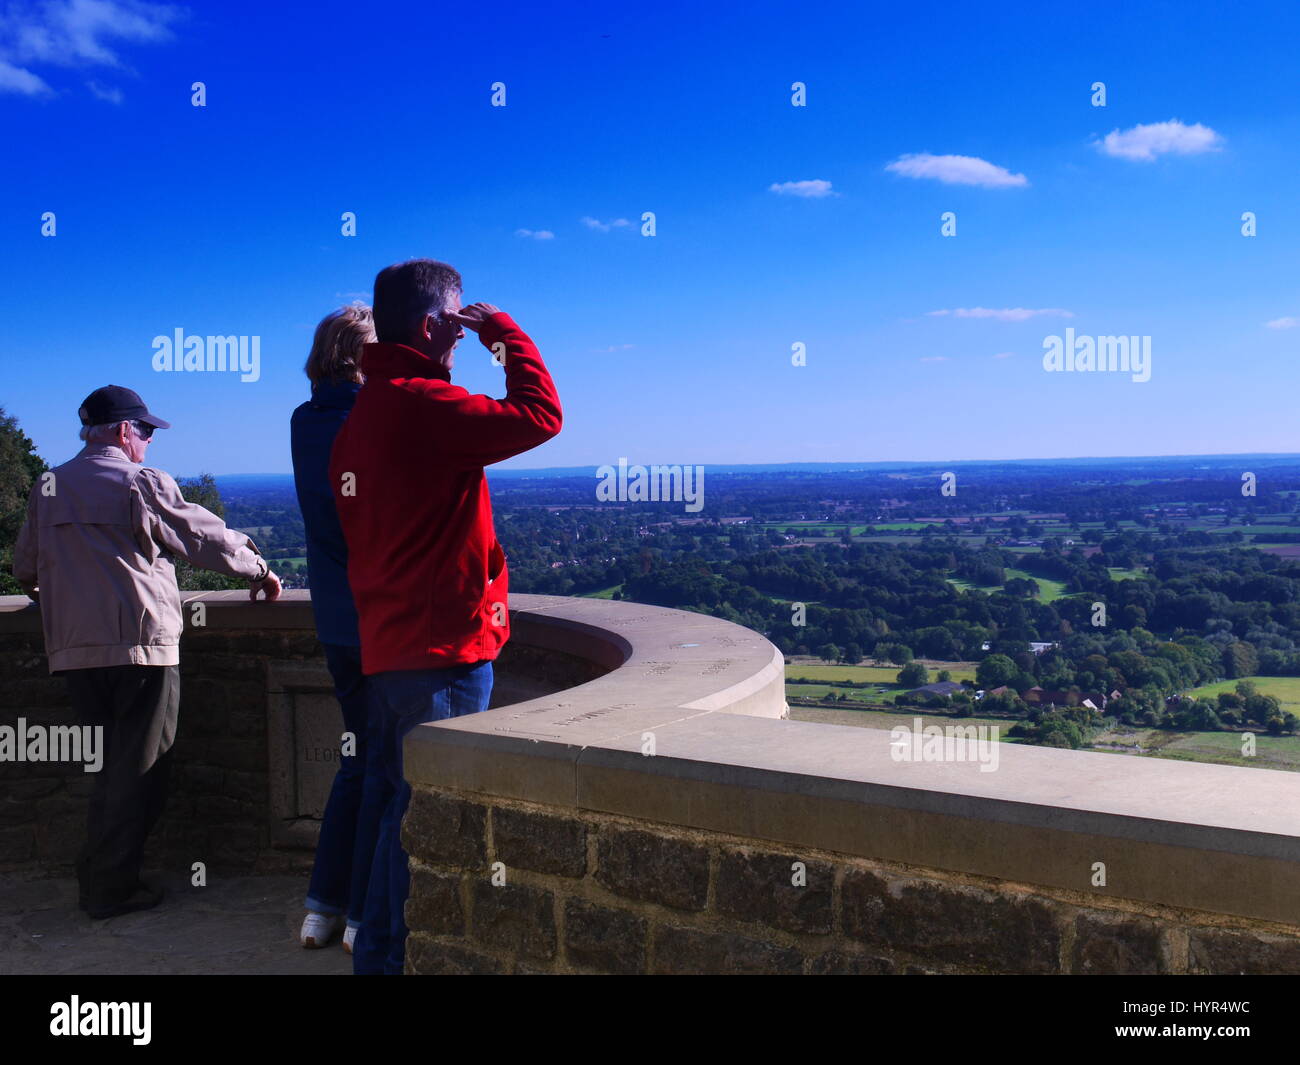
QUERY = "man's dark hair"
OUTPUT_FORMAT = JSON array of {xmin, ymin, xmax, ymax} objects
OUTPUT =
[{"xmin": 372, "ymin": 259, "xmax": 463, "ymax": 342}]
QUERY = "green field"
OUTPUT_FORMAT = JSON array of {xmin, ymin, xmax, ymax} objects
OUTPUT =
[
  {"xmin": 789, "ymin": 705, "xmax": 1020, "ymax": 739},
  {"xmin": 786, "ymin": 663, "xmax": 977, "ymax": 684},
  {"xmin": 945, "ymin": 567, "xmax": 1070, "ymax": 602},
  {"xmin": 786, "ymin": 661, "xmax": 977, "ymax": 704},
  {"xmin": 1185, "ymin": 675, "xmax": 1300, "ymax": 713},
  {"xmin": 582, "ymin": 584, "xmax": 624, "ymax": 599},
  {"xmin": 1092, "ymin": 725, "xmax": 1300, "ymax": 772}
]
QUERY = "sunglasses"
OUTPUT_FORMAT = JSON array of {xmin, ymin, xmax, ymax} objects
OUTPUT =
[{"xmin": 135, "ymin": 422, "xmax": 155, "ymax": 440}]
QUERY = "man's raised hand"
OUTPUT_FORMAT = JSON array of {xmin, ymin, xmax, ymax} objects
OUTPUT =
[{"xmin": 447, "ymin": 302, "xmax": 502, "ymax": 333}]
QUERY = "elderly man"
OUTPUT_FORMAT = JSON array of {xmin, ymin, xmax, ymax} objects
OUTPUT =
[
  {"xmin": 12, "ymin": 385, "xmax": 282, "ymax": 919},
  {"xmin": 331, "ymin": 259, "xmax": 562, "ymax": 974}
]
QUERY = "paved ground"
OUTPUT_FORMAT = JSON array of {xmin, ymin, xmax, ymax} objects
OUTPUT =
[{"xmin": 0, "ymin": 871, "xmax": 353, "ymax": 975}]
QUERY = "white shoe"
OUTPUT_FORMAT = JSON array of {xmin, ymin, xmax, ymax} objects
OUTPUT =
[
  {"xmin": 300, "ymin": 912, "xmax": 342, "ymax": 949},
  {"xmin": 343, "ymin": 924, "xmax": 357, "ymax": 955}
]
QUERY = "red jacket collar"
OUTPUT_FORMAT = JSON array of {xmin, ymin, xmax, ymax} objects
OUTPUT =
[{"xmin": 360, "ymin": 342, "xmax": 451, "ymax": 382}]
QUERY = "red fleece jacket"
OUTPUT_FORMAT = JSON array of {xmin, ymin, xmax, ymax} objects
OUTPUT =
[{"xmin": 329, "ymin": 312, "xmax": 561, "ymax": 674}]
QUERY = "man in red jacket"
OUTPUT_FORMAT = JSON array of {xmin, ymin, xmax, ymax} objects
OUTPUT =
[{"xmin": 330, "ymin": 259, "xmax": 562, "ymax": 974}]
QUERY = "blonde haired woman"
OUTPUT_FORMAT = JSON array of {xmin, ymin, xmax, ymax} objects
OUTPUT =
[{"xmin": 290, "ymin": 304, "xmax": 381, "ymax": 953}]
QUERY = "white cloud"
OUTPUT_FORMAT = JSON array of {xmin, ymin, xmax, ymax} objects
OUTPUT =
[
  {"xmin": 885, "ymin": 153, "xmax": 1028, "ymax": 188},
  {"xmin": 0, "ymin": 0, "xmax": 181, "ymax": 97},
  {"xmin": 927, "ymin": 307, "xmax": 1075, "ymax": 322},
  {"xmin": 1097, "ymin": 119, "xmax": 1223, "ymax": 161},
  {"xmin": 514, "ymin": 228, "xmax": 555, "ymax": 240},
  {"xmin": 768, "ymin": 179, "xmax": 835, "ymax": 198},
  {"xmin": 581, "ymin": 216, "xmax": 631, "ymax": 232},
  {"xmin": 86, "ymin": 78, "xmax": 122, "ymax": 102},
  {"xmin": 0, "ymin": 56, "xmax": 50, "ymax": 93},
  {"xmin": 1265, "ymin": 317, "xmax": 1299, "ymax": 329},
  {"xmin": 919, "ymin": 356, "xmax": 949, "ymax": 362}
]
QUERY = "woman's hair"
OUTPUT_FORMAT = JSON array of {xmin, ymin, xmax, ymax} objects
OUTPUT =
[{"xmin": 304, "ymin": 304, "xmax": 376, "ymax": 385}]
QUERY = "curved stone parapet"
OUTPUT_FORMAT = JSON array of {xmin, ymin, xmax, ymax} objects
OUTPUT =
[
  {"xmin": 4, "ymin": 591, "xmax": 1299, "ymax": 973},
  {"xmin": 400, "ymin": 596, "xmax": 1300, "ymax": 975}
]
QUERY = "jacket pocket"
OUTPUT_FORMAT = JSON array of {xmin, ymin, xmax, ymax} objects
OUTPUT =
[
  {"xmin": 482, "ymin": 541, "xmax": 509, "ymax": 634},
  {"xmin": 487, "ymin": 540, "xmax": 505, "ymax": 586}
]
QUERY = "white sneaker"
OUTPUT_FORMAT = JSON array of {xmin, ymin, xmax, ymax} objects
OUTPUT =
[
  {"xmin": 343, "ymin": 924, "xmax": 357, "ymax": 955},
  {"xmin": 300, "ymin": 912, "xmax": 342, "ymax": 949}
]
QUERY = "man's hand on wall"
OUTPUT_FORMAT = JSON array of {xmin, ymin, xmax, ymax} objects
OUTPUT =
[{"xmin": 250, "ymin": 571, "xmax": 282, "ymax": 602}]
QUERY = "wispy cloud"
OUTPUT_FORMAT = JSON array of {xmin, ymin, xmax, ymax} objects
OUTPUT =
[
  {"xmin": 768, "ymin": 179, "xmax": 836, "ymax": 198},
  {"xmin": 919, "ymin": 356, "xmax": 949, "ymax": 363},
  {"xmin": 581, "ymin": 216, "xmax": 631, "ymax": 232},
  {"xmin": 992, "ymin": 351, "xmax": 1015, "ymax": 359},
  {"xmin": 594, "ymin": 343, "xmax": 636, "ymax": 353},
  {"xmin": 0, "ymin": 0, "xmax": 182, "ymax": 99},
  {"xmin": 885, "ymin": 153, "xmax": 1027, "ymax": 188},
  {"xmin": 86, "ymin": 78, "xmax": 122, "ymax": 103},
  {"xmin": 927, "ymin": 307, "xmax": 1074, "ymax": 322},
  {"xmin": 1096, "ymin": 119, "xmax": 1223, "ymax": 161},
  {"xmin": 514, "ymin": 228, "xmax": 555, "ymax": 240},
  {"xmin": 1265, "ymin": 317, "xmax": 1299, "ymax": 329},
  {"xmin": 0, "ymin": 56, "xmax": 50, "ymax": 94}
]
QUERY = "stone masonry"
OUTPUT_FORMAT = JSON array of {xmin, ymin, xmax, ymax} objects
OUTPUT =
[
  {"xmin": 402, "ymin": 785, "xmax": 1300, "ymax": 976},
  {"xmin": 0, "ymin": 626, "xmax": 320, "ymax": 877}
]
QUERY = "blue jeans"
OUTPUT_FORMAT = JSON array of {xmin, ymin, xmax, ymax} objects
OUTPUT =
[
  {"xmin": 353, "ymin": 659, "xmax": 494, "ymax": 975},
  {"xmin": 305, "ymin": 644, "xmax": 384, "ymax": 930}
]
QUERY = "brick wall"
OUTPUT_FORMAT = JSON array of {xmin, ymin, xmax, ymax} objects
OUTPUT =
[{"xmin": 403, "ymin": 785, "xmax": 1300, "ymax": 975}]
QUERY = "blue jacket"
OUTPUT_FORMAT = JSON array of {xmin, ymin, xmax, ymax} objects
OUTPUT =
[{"xmin": 291, "ymin": 380, "xmax": 361, "ymax": 646}]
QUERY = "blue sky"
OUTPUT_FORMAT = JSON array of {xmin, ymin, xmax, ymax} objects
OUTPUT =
[{"xmin": 3, "ymin": 0, "xmax": 1299, "ymax": 475}]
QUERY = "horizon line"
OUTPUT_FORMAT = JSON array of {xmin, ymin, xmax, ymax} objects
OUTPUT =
[{"xmin": 186, "ymin": 450, "xmax": 1300, "ymax": 480}]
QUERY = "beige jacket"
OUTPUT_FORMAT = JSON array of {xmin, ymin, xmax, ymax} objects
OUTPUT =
[{"xmin": 12, "ymin": 444, "xmax": 266, "ymax": 672}]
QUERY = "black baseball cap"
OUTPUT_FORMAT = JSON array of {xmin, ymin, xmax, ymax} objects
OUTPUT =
[{"xmin": 78, "ymin": 385, "xmax": 172, "ymax": 430}]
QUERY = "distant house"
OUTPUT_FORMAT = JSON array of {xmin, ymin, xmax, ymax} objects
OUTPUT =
[
  {"xmin": 1028, "ymin": 641, "xmax": 1058, "ymax": 655},
  {"xmin": 905, "ymin": 681, "xmax": 966, "ymax": 699}
]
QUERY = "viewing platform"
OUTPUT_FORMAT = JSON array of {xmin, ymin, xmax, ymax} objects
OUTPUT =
[{"xmin": 2, "ymin": 591, "xmax": 1298, "ymax": 974}]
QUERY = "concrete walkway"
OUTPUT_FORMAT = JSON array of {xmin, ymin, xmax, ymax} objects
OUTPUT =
[{"xmin": 1, "ymin": 871, "xmax": 353, "ymax": 975}]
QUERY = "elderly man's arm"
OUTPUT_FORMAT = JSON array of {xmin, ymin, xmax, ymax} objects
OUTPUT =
[
  {"xmin": 133, "ymin": 468, "xmax": 281, "ymax": 599},
  {"xmin": 12, "ymin": 485, "xmax": 39, "ymax": 600}
]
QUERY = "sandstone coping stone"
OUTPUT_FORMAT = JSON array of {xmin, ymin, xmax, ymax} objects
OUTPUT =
[{"xmin": 398, "ymin": 599, "xmax": 1300, "ymax": 930}]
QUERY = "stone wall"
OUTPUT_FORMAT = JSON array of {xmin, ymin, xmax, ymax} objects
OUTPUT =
[
  {"xmin": 0, "ymin": 593, "xmax": 615, "ymax": 878},
  {"xmin": 0, "ymin": 625, "xmax": 321, "ymax": 876},
  {"xmin": 403, "ymin": 786, "xmax": 1300, "ymax": 975}
]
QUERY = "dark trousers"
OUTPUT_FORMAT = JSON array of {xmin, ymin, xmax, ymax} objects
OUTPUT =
[
  {"xmin": 305, "ymin": 643, "xmax": 386, "ymax": 928},
  {"xmin": 62, "ymin": 664, "xmax": 179, "ymax": 909},
  {"xmin": 353, "ymin": 660, "xmax": 493, "ymax": 975}
]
